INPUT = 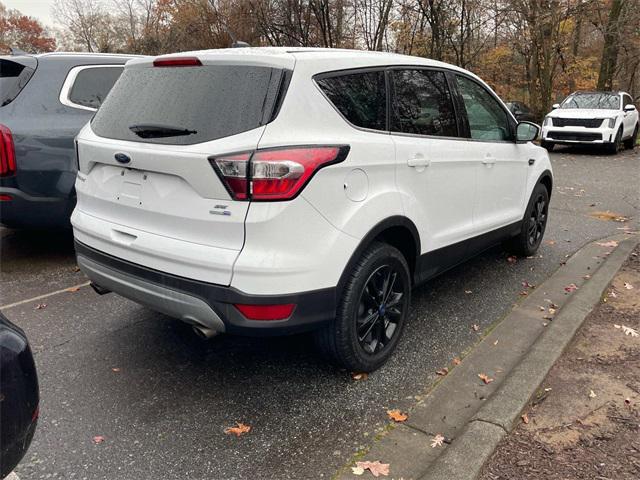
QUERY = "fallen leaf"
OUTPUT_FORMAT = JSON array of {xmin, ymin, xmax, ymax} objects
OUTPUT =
[
  {"xmin": 355, "ymin": 461, "xmax": 389, "ymax": 477},
  {"xmin": 624, "ymin": 282, "xmax": 634, "ymax": 290},
  {"xmin": 453, "ymin": 357, "xmax": 461, "ymax": 366},
  {"xmin": 608, "ymin": 290, "xmax": 618, "ymax": 298},
  {"xmin": 543, "ymin": 315, "xmax": 553, "ymax": 321},
  {"xmin": 522, "ymin": 281, "xmax": 535, "ymax": 289},
  {"xmin": 111, "ymin": 368, "xmax": 121, "ymax": 372},
  {"xmin": 589, "ymin": 390, "xmax": 597, "ymax": 398},
  {"xmin": 67, "ymin": 286, "xmax": 81, "ymax": 292},
  {"xmin": 464, "ymin": 290, "xmax": 473, "ymax": 294},
  {"xmin": 596, "ymin": 240, "xmax": 618, "ymax": 248},
  {"xmin": 431, "ymin": 434, "xmax": 445, "ymax": 448},
  {"xmin": 564, "ymin": 283, "xmax": 578, "ymax": 293},
  {"xmin": 224, "ymin": 423, "xmax": 251, "ymax": 437},
  {"xmin": 583, "ymin": 274, "xmax": 591, "ymax": 280},
  {"xmin": 589, "ymin": 211, "xmax": 628, "ymax": 222},
  {"xmin": 35, "ymin": 303, "xmax": 47, "ymax": 310},
  {"xmin": 521, "ymin": 413, "xmax": 529, "ymax": 424},
  {"xmin": 493, "ymin": 339, "xmax": 499, "ymax": 346},
  {"xmin": 519, "ymin": 291, "xmax": 529, "ymax": 296},
  {"xmin": 387, "ymin": 409, "xmax": 408, "ymax": 422},
  {"xmin": 507, "ymin": 256, "xmax": 517, "ymax": 264},
  {"xmin": 92, "ymin": 435, "xmax": 105, "ymax": 444},
  {"xmin": 548, "ymin": 308, "xmax": 556, "ymax": 315},
  {"xmin": 351, "ymin": 466, "xmax": 365, "ymax": 476},
  {"xmin": 478, "ymin": 373, "xmax": 494, "ymax": 384},
  {"xmin": 472, "ymin": 324, "xmax": 480, "ymax": 332},
  {"xmin": 546, "ymin": 240, "xmax": 556, "ymax": 245},
  {"xmin": 435, "ymin": 367, "xmax": 449, "ymax": 377},
  {"xmin": 351, "ymin": 372, "xmax": 368, "ymax": 381},
  {"xmin": 614, "ymin": 324, "xmax": 639, "ymax": 337},
  {"xmin": 72, "ymin": 266, "xmax": 81, "ymax": 272}
]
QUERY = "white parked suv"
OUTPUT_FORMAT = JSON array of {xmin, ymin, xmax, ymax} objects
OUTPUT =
[
  {"xmin": 72, "ymin": 48, "xmax": 552, "ymax": 371},
  {"xmin": 541, "ymin": 91, "xmax": 638, "ymax": 153}
]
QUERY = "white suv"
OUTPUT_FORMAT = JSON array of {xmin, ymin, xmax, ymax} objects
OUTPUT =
[
  {"xmin": 541, "ymin": 91, "xmax": 639, "ymax": 153},
  {"xmin": 72, "ymin": 48, "xmax": 552, "ymax": 372}
]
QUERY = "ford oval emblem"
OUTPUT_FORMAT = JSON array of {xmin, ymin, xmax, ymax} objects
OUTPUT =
[{"xmin": 115, "ymin": 153, "xmax": 131, "ymax": 164}]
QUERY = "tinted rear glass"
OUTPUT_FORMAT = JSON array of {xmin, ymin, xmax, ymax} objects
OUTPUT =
[
  {"xmin": 91, "ymin": 64, "xmax": 285, "ymax": 145},
  {"xmin": 316, "ymin": 71, "xmax": 386, "ymax": 130},
  {"xmin": 1, "ymin": 59, "xmax": 36, "ymax": 107},
  {"xmin": 68, "ymin": 66, "xmax": 123, "ymax": 109}
]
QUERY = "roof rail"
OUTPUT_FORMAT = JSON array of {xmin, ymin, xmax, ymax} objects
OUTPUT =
[{"xmin": 10, "ymin": 47, "xmax": 30, "ymax": 56}]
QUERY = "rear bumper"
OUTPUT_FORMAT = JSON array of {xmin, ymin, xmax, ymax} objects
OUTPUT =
[
  {"xmin": 74, "ymin": 240, "xmax": 337, "ymax": 336},
  {"xmin": 0, "ymin": 187, "xmax": 74, "ymax": 228}
]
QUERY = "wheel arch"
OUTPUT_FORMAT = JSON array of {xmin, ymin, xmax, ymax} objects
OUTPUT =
[
  {"xmin": 337, "ymin": 216, "xmax": 421, "ymax": 292},
  {"xmin": 537, "ymin": 169, "xmax": 553, "ymax": 199}
]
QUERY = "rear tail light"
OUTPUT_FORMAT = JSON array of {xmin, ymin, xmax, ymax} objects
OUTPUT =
[
  {"xmin": 234, "ymin": 303, "xmax": 296, "ymax": 321},
  {"xmin": 210, "ymin": 145, "xmax": 349, "ymax": 201},
  {"xmin": 153, "ymin": 57, "xmax": 202, "ymax": 67},
  {"xmin": 0, "ymin": 124, "xmax": 16, "ymax": 177}
]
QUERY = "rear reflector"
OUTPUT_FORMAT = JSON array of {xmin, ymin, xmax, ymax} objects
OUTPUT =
[
  {"xmin": 0, "ymin": 194, "xmax": 12, "ymax": 201},
  {"xmin": 0, "ymin": 124, "xmax": 16, "ymax": 177},
  {"xmin": 210, "ymin": 145, "xmax": 349, "ymax": 201},
  {"xmin": 234, "ymin": 303, "xmax": 296, "ymax": 321},
  {"xmin": 153, "ymin": 57, "xmax": 202, "ymax": 67}
]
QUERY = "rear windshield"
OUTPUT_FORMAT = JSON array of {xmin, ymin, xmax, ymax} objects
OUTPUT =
[
  {"xmin": 1, "ymin": 59, "xmax": 36, "ymax": 107},
  {"xmin": 91, "ymin": 64, "xmax": 286, "ymax": 145}
]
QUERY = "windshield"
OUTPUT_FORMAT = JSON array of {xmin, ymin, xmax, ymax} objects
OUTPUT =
[
  {"xmin": 91, "ymin": 64, "xmax": 287, "ymax": 145},
  {"xmin": 561, "ymin": 93, "xmax": 620, "ymax": 110}
]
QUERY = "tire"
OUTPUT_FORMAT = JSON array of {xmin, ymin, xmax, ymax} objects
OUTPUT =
[
  {"xmin": 314, "ymin": 242, "xmax": 411, "ymax": 372},
  {"xmin": 506, "ymin": 183, "xmax": 550, "ymax": 257},
  {"xmin": 541, "ymin": 140, "xmax": 554, "ymax": 152},
  {"xmin": 623, "ymin": 124, "xmax": 638, "ymax": 150},
  {"xmin": 607, "ymin": 127, "xmax": 623, "ymax": 154}
]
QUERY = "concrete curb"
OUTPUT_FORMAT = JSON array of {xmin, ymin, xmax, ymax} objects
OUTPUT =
[
  {"xmin": 336, "ymin": 234, "xmax": 639, "ymax": 480},
  {"xmin": 421, "ymin": 234, "xmax": 639, "ymax": 480}
]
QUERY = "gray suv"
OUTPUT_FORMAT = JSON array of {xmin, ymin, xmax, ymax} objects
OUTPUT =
[{"xmin": 0, "ymin": 52, "xmax": 139, "ymax": 228}]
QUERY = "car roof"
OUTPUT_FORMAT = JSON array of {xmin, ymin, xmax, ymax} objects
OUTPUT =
[{"xmin": 137, "ymin": 46, "xmax": 470, "ymax": 76}]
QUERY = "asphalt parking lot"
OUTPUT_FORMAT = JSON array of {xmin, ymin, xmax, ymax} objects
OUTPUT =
[{"xmin": 2, "ymin": 146, "xmax": 639, "ymax": 480}]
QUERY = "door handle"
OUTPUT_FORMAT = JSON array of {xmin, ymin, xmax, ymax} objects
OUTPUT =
[
  {"xmin": 407, "ymin": 156, "xmax": 430, "ymax": 168},
  {"xmin": 481, "ymin": 156, "xmax": 496, "ymax": 165}
]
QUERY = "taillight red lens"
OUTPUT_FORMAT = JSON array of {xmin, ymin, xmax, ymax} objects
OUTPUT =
[
  {"xmin": 210, "ymin": 152, "xmax": 251, "ymax": 200},
  {"xmin": 210, "ymin": 146, "xmax": 348, "ymax": 201},
  {"xmin": 153, "ymin": 57, "xmax": 202, "ymax": 67},
  {"xmin": 234, "ymin": 303, "xmax": 296, "ymax": 321},
  {"xmin": 0, "ymin": 124, "xmax": 16, "ymax": 177}
]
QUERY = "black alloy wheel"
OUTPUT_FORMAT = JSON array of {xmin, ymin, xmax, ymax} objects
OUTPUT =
[
  {"xmin": 314, "ymin": 242, "xmax": 411, "ymax": 372},
  {"xmin": 356, "ymin": 264, "xmax": 405, "ymax": 355},
  {"xmin": 527, "ymin": 192, "xmax": 548, "ymax": 248}
]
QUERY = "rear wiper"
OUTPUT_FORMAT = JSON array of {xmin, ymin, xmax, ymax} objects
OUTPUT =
[{"xmin": 129, "ymin": 124, "xmax": 197, "ymax": 139}]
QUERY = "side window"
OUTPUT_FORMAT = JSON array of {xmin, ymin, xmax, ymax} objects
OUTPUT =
[
  {"xmin": 65, "ymin": 66, "xmax": 123, "ymax": 110},
  {"xmin": 623, "ymin": 94, "xmax": 634, "ymax": 108},
  {"xmin": 456, "ymin": 75, "xmax": 511, "ymax": 141},
  {"xmin": 316, "ymin": 70, "xmax": 386, "ymax": 131},
  {"xmin": 390, "ymin": 69, "xmax": 458, "ymax": 137}
]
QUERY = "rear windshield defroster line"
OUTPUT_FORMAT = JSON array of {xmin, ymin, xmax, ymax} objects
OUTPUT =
[{"xmin": 91, "ymin": 64, "xmax": 288, "ymax": 145}]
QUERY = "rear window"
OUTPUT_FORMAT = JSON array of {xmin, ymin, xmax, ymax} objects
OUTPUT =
[
  {"xmin": 1, "ymin": 59, "xmax": 36, "ymax": 107},
  {"xmin": 91, "ymin": 64, "xmax": 286, "ymax": 145},
  {"xmin": 315, "ymin": 70, "xmax": 387, "ymax": 131},
  {"xmin": 67, "ymin": 66, "xmax": 123, "ymax": 109}
]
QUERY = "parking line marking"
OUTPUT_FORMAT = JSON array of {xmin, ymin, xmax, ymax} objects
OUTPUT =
[{"xmin": 0, "ymin": 282, "xmax": 91, "ymax": 310}]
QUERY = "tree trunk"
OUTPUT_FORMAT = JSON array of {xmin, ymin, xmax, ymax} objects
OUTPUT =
[{"xmin": 597, "ymin": 0, "xmax": 624, "ymax": 90}]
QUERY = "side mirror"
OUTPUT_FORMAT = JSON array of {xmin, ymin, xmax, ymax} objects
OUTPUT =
[
  {"xmin": 516, "ymin": 121, "xmax": 540, "ymax": 143},
  {"xmin": 552, "ymin": 103, "xmax": 560, "ymax": 109},
  {"xmin": 624, "ymin": 104, "xmax": 636, "ymax": 112}
]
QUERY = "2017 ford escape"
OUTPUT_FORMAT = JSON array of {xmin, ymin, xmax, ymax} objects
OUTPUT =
[{"xmin": 72, "ymin": 48, "xmax": 552, "ymax": 372}]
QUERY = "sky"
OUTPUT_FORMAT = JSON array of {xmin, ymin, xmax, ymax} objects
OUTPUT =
[{"xmin": 3, "ymin": 0, "xmax": 58, "ymax": 27}]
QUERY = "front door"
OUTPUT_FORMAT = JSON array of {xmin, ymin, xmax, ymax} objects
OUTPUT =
[{"xmin": 454, "ymin": 75, "xmax": 528, "ymax": 236}]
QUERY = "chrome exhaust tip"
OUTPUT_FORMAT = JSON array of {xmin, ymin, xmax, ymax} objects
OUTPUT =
[{"xmin": 192, "ymin": 324, "xmax": 218, "ymax": 339}]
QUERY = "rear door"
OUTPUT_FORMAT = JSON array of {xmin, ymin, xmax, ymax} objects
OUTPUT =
[
  {"xmin": 453, "ymin": 74, "xmax": 527, "ymax": 236},
  {"xmin": 389, "ymin": 67, "xmax": 476, "ymax": 279},
  {"xmin": 75, "ymin": 58, "xmax": 291, "ymax": 284}
]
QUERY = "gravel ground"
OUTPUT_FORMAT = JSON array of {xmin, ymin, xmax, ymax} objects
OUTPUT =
[{"xmin": 1, "ymin": 146, "xmax": 638, "ymax": 480}]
